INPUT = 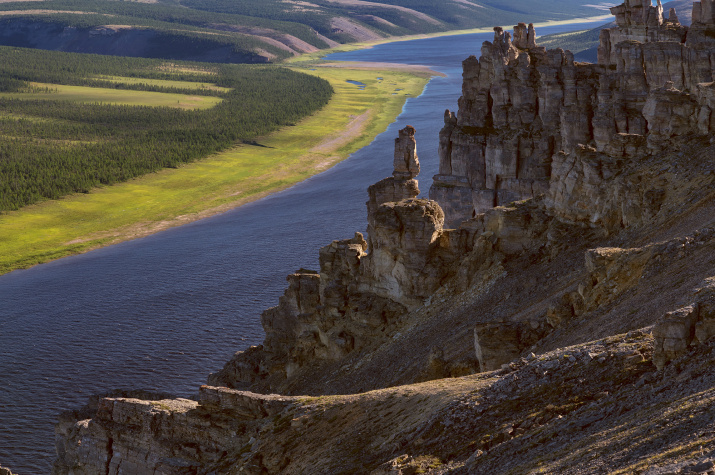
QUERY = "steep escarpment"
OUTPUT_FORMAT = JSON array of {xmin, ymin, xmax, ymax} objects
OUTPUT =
[
  {"xmin": 55, "ymin": 2, "xmax": 715, "ymax": 473},
  {"xmin": 431, "ymin": 0, "xmax": 714, "ymax": 228}
]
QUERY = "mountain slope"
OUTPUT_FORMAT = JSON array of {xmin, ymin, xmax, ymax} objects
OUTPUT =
[
  {"xmin": 0, "ymin": 0, "xmax": 608, "ymax": 62},
  {"xmin": 538, "ymin": 0, "xmax": 695, "ymax": 63}
]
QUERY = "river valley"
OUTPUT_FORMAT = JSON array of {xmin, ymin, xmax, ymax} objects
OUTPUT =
[{"xmin": 0, "ymin": 20, "xmax": 606, "ymax": 473}]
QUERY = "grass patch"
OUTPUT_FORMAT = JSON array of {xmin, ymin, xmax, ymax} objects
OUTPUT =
[
  {"xmin": 0, "ymin": 82, "xmax": 223, "ymax": 109},
  {"xmin": 0, "ymin": 64, "xmax": 431, "ymax": 274}
]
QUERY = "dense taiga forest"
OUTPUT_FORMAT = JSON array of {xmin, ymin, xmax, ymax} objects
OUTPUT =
[{"xmin": 0, "ymin": 47, "xmax": 333, "ymax": 211}]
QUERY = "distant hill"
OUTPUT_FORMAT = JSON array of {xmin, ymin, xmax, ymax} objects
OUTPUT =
[
  {"xmin": 537, "ymin": 21, "xmax": 612, "ymax": 63},
  {"xmin": 537, "ymin": 0, "xmax": 694, "ymax": 64},
  {"xmin": 0, "ymin": 0, "xmax": 612, "ymax": 63}
]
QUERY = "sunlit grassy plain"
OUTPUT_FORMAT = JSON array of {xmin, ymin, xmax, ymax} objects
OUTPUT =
[
  {"xmin": 0, "ymin": 82, "xmax": 224, "ymax": 109},
  {"xmin": 0, "ymin": 66, "xmax": 432, "ymax": 274}
]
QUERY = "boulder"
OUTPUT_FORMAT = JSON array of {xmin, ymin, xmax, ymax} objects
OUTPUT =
[
  {"xmin": 653, "ymin": 277, "xmax": 715, "ymax": 369},
  {"xmin": 474, "ymin": 321, "xmax": 547, "ymax": 371},
  {"xmin": 653, "ymin": 305, "xmax": 699, "ymax": 370}
]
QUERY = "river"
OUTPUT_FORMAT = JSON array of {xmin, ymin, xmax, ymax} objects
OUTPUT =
[{"xmin": 0, "ymin": 20, "xmax": 607, "ymax": 473}]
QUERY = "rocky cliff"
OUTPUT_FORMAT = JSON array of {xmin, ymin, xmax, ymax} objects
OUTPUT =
[
  {"xmin": 54, "ymin": 2, "xmax": 715, "ymax": 473},
  {"xmin": 431, "ymin": 0, "xmax": 714, "ymax": 228}
]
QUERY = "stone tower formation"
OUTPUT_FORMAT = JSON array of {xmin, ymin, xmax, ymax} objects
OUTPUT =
[{"xmin": 430, "ymin": 0, "xmax": 715, "ymax": 228}]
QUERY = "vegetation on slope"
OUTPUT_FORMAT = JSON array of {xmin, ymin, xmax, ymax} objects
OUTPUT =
[
  {"xmin": 536, "ymin": 22, "xmax": 612, "ymax": 63},
  {"xmin": 0, "ymin": 64, "xmax": 432, "ymax": 274},
  {"xmin": 0, "ymin": 0, "xmax": 610, "ymax": 62},
  {"xmin": 0, "ymin": 46, "xmax": 333, "ymax": 211}
]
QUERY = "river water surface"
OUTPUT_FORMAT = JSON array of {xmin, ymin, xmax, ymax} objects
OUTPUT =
[{"xmin": 0, "ymin": 20, "xmax": 606, "ymax": 473}]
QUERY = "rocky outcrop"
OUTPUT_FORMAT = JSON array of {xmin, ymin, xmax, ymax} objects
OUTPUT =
[
  {"xmin": 54, "ymin": 386, "xmax": 301, "ymax": 474},
  {"xmin": 210, "ymin": 123, "xmax": 559, "ymax": 390},
  {"xmin": 654, "ymin": 276, "xmax": 715, "ymax": 369},
  {"xmin": 54, "ymin": 3, "xmax": 715, "ymax": 473},
  {"xmin": 216, "ymin": 0, "xmax": 715, "ymax": 386},
  {"xmin": 474, "ymin": 320, "xmax": 549, "ymax": 371},
  {"xmin": 431, "ymin": 5, "xmax": 715, "ymax": 228},
  {"xmin": 693, "ymin": 0, "xmax": 715, "ymax": 25},
  {"xmin": 210, "ymin": 126, "xmax": 478, "ymax": 389}
]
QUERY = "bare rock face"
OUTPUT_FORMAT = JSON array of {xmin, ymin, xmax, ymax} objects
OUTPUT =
[
  {"xmin": 474, "ymin": 322, "xmax": 523, "ymax": 372},
  {"xmin": 431, "ymin": 5, "xmax": 715, "ymax": 229},
  {"xmin": 430, "ymin": 25, "xmax": 595, "ymax": 227},
  {"xmin": 654, "ymin": 277, "xmax": 715, "ymax": 369},
  {"xmin": 693, "ymin": 0, "xmax": 715, "ymax": 25},
  {"xmin": 392, "ymin": 124, "xmax": 419, "ymax": 179},
  {"xmin": 643, "ymin": 82, "xmax": 700, "ymax": 150},
  {"xmin": 694, "ymin": 277, "xmax": 715, "ymax": 344},
  {"xmin": 209, "ymin": 124, "xmax": 559, "ymax": 389},
  {"xmin": 653, "ymin": 305, "xmax": 700, "ymax": 370},
  {"xmin": 669, "ymin": 7, "xmax": 681, "ymax": 25},
  {"xmin": 53, "ymin": 4, "xmax": 715, "ymax": 473},
  {"xmin": 362, "ymin": 198, "xmax": 445, "ymax": 306},
  {"xmin": 210, "ymin": 127, "xmax": 468, "ymax": 389},
  {"xmin": 54, "ymin": 386, "xmax": 301, "ymax": 474},
  {"xmin": 474, "ymin": 321, "xmax": 547, "ymax": 371},
  {"xmin": 580, "ymin": 246, "xmax": 654, "ymax": 312}
]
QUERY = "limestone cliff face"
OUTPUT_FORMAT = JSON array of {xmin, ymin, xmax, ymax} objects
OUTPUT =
[
  {"xmin": 209, "ymin": 127, "xmax": 490, "ymax": 389},
  {"xmin": 211, "ymin": 0, "xmax": 715, "ymax": 391},
  {"xmin": 53, "ymin": 387, "xmax": 300, "ymax": 474},
  {"xmin": 54, "ymin": 3, "xmax": 715, "ymax": 473},
  {"xmin": 431, "ymin": 1, "xmax": 715, "ymax": 228}
]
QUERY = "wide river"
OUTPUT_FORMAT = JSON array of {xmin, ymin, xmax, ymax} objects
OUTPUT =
[{"xmin": 0, "ymin": 20, "xmax": 606, "ymax": 473}]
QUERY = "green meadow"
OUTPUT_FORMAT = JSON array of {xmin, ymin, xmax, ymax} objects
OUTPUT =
[
  {"xmin": 0, "ymin": 82, "xmax": 224, "ymax": 109},
  {"xmin": 0, "ymin": 65, "xmax": 432, "ymax": 274},
  {"xmin": 0, "ymin": 48, "xmax": 334, "ymax": 211}
]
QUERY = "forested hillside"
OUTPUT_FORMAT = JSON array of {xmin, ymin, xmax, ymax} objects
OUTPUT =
[
  {"xmin": 0, "ymin": 47, "xmax": 333, "ymax": 210},
  {"xmin": 0, "ymin": 0, "xmax": 609, "ymax": 62}
]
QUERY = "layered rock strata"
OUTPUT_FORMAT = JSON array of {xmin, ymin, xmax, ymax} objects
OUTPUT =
[
  {"xmin": 654, "ymin": 276, "xmax": 715, "ymax": 369},
  {"xmin": 54, "ymin": 386, "xmax": 299, "ymax": 474},
  {"xmin": 54, "ymin": 3, "xmax": 715, "ymax": 473},
  {"xmin": 431, "ymin": 4, "xmax": 715, "ymax": 228},
  {"xmin": 211, "ymin": 126, "xmax": 478, "ymax": 389}
]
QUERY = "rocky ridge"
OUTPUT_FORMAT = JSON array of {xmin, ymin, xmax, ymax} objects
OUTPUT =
[
  {"xmin": 431, "ymin": 0, "xmax": 714, "ymax": 228},
  {"xmin": 54, "ymin": 2, "xmax": 715, "ymax": 473}
]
